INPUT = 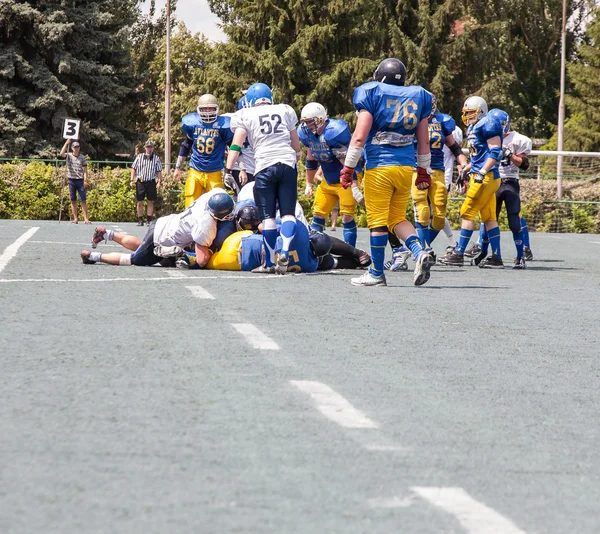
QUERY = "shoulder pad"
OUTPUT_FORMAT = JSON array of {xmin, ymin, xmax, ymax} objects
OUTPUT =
[{"xmin": 323, "ymin": 119, "xmax": 351, "ymax": 144}]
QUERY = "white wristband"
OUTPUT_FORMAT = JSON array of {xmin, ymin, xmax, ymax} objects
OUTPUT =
[
  {"xmin": 175, "ymin": 155, "xmax": 186, "ymax": 169},
  {"xmin": 416, "ymin": 153, "xmax": 431, "ymax": 170},
  {"xmin": 344, "ymin": 145, "xmax": 362, "ymax": 169}
]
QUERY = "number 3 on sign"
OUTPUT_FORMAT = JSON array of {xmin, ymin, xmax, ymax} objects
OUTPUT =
[{"xmin": 63, "ymin": 118, "xmax": 81, "ymax": 140}]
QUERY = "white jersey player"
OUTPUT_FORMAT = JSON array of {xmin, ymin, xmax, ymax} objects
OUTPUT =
[
  {"xmin": 443, "ymin": 125, "xmax": 464, "ymax": 189},
  {"xmin": 224, "ymin": 82, "xmax": 302, "ymax": 274},
  {"xmin": 81, "ymin": 189, "xmax": 235, "ymax": 268}
]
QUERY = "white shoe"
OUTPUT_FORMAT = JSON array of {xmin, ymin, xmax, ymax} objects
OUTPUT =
[
  {"xmin": 413, "ymin": 251, "xmax": 435, "ymax": 286},
  {"xmin": 351, "ymin": 270, "xmax": 387, "ymax": 287}
]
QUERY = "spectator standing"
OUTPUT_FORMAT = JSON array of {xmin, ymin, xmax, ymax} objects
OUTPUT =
[
  {"xmin": 131, "ymin": 140, "xmax": 163, "ymax": 226},
  {"xmin": 60, "ymin": 139, "xmax": 90, "ymax": 224}
]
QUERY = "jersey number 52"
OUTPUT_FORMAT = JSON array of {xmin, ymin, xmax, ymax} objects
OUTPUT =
[{"xmin": 259, "ymin": 114, "xmax": 283, "ymax": 134}]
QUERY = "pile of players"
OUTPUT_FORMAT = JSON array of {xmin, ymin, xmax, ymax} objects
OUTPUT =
[{"xmin": 81, "ymin": 57, "xmax": 534, "ymax": 287}]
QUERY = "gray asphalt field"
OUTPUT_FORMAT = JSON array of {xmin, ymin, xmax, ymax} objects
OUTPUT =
[{"xmin": 1, "ymin": 219, "xmax": 599, "ymax": 534}]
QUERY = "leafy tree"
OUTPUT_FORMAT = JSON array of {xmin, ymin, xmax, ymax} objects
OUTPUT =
[
  {"xmin": 546, "ymin": 4, "xmax": 600, "ymax": 151},
  {"xmin": 0, "ymin": 0, "xmax": 140, "ymax": 158}
]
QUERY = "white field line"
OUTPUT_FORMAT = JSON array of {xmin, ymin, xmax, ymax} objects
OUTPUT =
[
  {"xmin": 29, "ymin": 240, "xmax": 118, "ymax": 247},
  {"xmin": 290, "ymin": 380, "xmax": 379, "ymax": 429},
  {"xmin": 232, "ymin": 323, "xmax": 279, "ymax": 350},
  {"xmin": 368, "ymin": 495, "xmax": 418, "ymax": 508},
  {"xmin": 0, "ymin": 227, "xmax": 39, "ymax": 274},
  {"xmin": 411, "ymin": 487, "xmax": 527, "ymax": 534},
  {"xmin": 167, "ymin": 270, "xmax": 187, "ymax": 278},
  {"xmin": 591, "ymin": 241, "xmax": 600, "ymax": 244},
  {"xmin": 186, "ymin": 285, "xmax": 215, "ymax": 299},
  {"xmin": 0, "ymin": 275, "xmax": 280, "ymax": 283}
]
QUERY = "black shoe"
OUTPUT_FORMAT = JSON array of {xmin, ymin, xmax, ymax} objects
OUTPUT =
[
  {"xmin": 81, "ymin": 250, "xmax": 96, "ymax": 264},
  {"xmin": 438, "ymin": 250, "xmax": 464, "ymax": 266},
  {"xmin": 470, "ymin": 251, "xmax": 486, "ymax": 267},
  {"xmin": 513, "ymin": 257, "xmax": 527, "ymax": 269},
  {"xmin": 464, "ymin": 244, "xmax": 481, "ymax": 258},
  {"xmin": 478, "ymin": 255, "xmax": 504, "ymax": 269},
  {"xmin": 523, "ymin": 246, "xmax": 533, "ymax": 261},
  {"xmin": 137, "ymin": 219, "xmax": 144, "ymax": 226}
]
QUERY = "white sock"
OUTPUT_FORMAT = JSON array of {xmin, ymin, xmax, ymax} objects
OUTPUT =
[
  {"xmin": 89, "ymin": 252, "xmax": 102, "ymax": 262},
  {"xmin": 443, "ymin": 218, "xmax": 456, "ymax": 247},
  {"xmin": 105, "ymin": 229, "xmax": 114, "ymax": 241}
]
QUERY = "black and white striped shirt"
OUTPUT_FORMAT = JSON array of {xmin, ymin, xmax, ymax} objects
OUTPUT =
[{"xmin": 132, "ymin": 153, "xmax": 163, "ymax": 182}]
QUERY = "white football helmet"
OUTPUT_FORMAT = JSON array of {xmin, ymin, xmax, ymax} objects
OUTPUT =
[
  {"xmin": 197, "ymin": 94, "xmax": 219, "ymax": 123},
  {"xmin": 300, "ymin": 102, "xmax": 328, "ymax": 135},
  {"xmin": 462, "ymin": 96, "xmax": 488, "ymax": 126}
]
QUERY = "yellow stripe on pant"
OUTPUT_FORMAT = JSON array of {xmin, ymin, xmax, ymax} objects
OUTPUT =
[
  {"xmin": 313, "ymin": 181, "xmax": 356, "ymax": 218},
  {"xmin": 459, "ymin": 172, "xmax": 500, "ymax": 222},
  {"xmin": 363, "ymin": 165, "xmax": 413, "ymax": 232},
  {"xmin": 411, "ymin": 169, "xmax": 448, "ymax": 230},
  {"xmin": 185, "ymin": 168, "xmax": 224, "ymax": 208}
]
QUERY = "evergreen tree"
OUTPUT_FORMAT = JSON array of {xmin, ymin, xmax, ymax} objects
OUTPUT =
[{"xmin": 0, "ymin": 0, "xmax": 140, "ymax": 158}]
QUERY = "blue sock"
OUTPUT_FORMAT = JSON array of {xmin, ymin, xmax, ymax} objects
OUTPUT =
[
  {"xmin": 369, "ymin": 233, "xmax": 388, "ymax": 276},
  {"xmin": 454, "ymin": 228, "xmax": 474, "ymax": 256},
  {"xmin": 487, "ymin": 226, "xmax": 502, "ymax": 258},
  {"xmin": 342, "ymin": 220, "xmax": 357, "ymax": 247},
  {"xmin": 513, "ymin": 230, "xmax": 524, "ymax": 258},
  {"xmin": 262, "ymin": 229, "xmax": 278, "ymax": 267},
  {"xmin": 279, "ymin": 220, "xmax": 296, "ymax": 256},
  {"xmin": 428, "ymin": 227, "xmax": 440, "ymax": 245},
  {"xmin": 415, "ymin": 222, "xmax": 429, "ymax": 249},
  {"xmin": 310, "ymin": 216, "xmax": 326, "ymax": 232},
  {"xmin": 521, "ymin": 217, "xmax": 530, "ymax": 248},
  {"xmin": 478, "ymin": 223, "xmax": 485, "ymax": 246},
  {"xmin": 405, "ymin": 234, "xmax": 424, "ymax": 261},
  {"xmin": 480, "ymin": 227, "xmax": 489, "ymax": 257}
]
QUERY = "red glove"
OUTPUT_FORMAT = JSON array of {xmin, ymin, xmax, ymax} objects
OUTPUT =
[
  {"xmin": 415, "ymin": 167, "xmax": 431, "ymax": 190},
  {"xmin": 340, "ymin": 166, "xmax": 354, "ymax": 189}
]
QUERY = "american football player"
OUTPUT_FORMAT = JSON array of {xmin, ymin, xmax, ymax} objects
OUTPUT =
[
  {"xmin": 342, "ymin": 57, "xmax": 435, "ymax": 287},
  {"xmin": 174, "ymin": 94, "xmax": 234, "ymax": 207},
  {"xmin": 299, "ymin": 102, "xmax": 362, "ymax": 247},
  {"xmin": 224, "ymin": 83, "xmax": 302, "ymax": 274},
  {"xmin": 439, "ymin": 96, "xmax": 504, "ymax": 268}
]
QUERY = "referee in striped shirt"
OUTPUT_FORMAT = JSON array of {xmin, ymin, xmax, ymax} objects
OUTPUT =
[{"xmin": 131, "ymin": 140, "xmax": 163, "ymax": 226}]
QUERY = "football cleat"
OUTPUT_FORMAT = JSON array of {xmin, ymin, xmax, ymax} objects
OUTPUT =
[
  {"xmin": 91, "ymin": 226, "xmax": 106, "ymax": 249},
  {"xmin": 445, "ymin": 245, "xmax": 456, "ymax": 254},
  {"xmin": 513, "ymin": 257, "xmax": 527, "ymax": 269},
  {"xmin": 478, "ymin": 255, "xmax": 504, "ymax": 269},
  {"xmin": 274, "ymin": 253, "xmax": 289, "ymax": 275},
  {"xmin": 175, "ymin": 257, "xmax": 190, "ymax": 270},
  {"xmin": 464, "ymin": 243, "xmax": 481, "ymax": 257},
  {"xmin": 357, "ymin": 250, "xmax": 372, "ymax": 268},
  {"xmin": 413, "ymin": 251, "xmax": 435, "ymax": 286},
  {"xmin": 523, "ymin": 246, "xmax": 533, "ymax": 261},
  {"xmin": 81, "ymin": 250, "xmax": 96, "ymax": 264},
  {"xmin": 251, "ymin": 264, "xmax": 276, "ymax": 274},
  {"xmin": 384, "ymin": 248, "xmax": 411, "ymax": 271},
  {"xmin": 470, "ymin": 251, "xmax": 486, "ymax": 267},
  {"xmin": 438, "ymin": 250, "xmax": 464, "ymax": 266},
  {"xmin": 351, "ymin": 270, "xmax": 387, "ymax": 287}
]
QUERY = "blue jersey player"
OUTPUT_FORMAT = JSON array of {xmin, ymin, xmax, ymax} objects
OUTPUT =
[
  {"xmin": 439, "ymin": 96, "xmax": 504, "ymax": 268},
  {"xmin": 412, "ymin": 96, "xmax": 467, "ymax": 249},
  {"xmin": 340, "ymin": 57, "xmax": 435, "ymax": 287},
  {"xmin": 298, "ymin": 102, "xmax": 362, "ymax": 247},
  {"xmin": 174, "ymin": 94, "xmax": 234, "ymax": 207}
]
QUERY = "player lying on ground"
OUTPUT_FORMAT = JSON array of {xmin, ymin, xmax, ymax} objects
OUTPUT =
[
  {"xmin": 80, "ymin": 189, "xmax": 235, "ymax": 267},
  {"xmin": 180, "ymin": 220, "xmax": 371, "ymax": 273}
]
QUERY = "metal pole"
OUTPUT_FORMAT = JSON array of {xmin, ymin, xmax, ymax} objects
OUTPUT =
[
  {"xmin": 164, "ymin": 0, "xmax": 172, "ymax": 175},
  {"xmin": 556, "ymin": 0, "xmax": 567, "ymax": 199}
]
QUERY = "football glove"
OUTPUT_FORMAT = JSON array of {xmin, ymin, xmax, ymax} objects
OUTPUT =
[
  {"xmin": 501, "ymin": 148, "xmax": 513, "ymax": 166},
  {"xmin": 415, "ymin": 167, "xmax": 431, "ymax": 190},
  {"xmin": 304, "ymin": 182, "xmax": 314, "ymax": 197},
  {"xmin": 473, "ymin": 170, "xmax": 486, "ymax": 184},
  {"xmin": 223, "ymin": 171, "xmax": 240, "ymax": 195},
  {"xmin": 455, "ymin": 168, "xmax": 467, "ymax": 195},
  {"xmin": 351, "ymin": 184, "xmax": 364, "ymax": 205},
  {"xmin": 340, "ymin": 166, "xmax": 354, "ymax": 189}
]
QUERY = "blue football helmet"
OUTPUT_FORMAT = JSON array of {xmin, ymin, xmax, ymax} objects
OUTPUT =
[
  {"xmin": 207, "ymin": 193, "xmax": 235, "ymax": 221},
  {"xmin": 237, "ymin": 95, "xmax": 250, "ymax": 110},
  {"xmin": 245, "ymin": 83, "xmax": 273, "ymax": 106},
  {"xmin": 488, "ymin": 108, "xmax": 511, "ymax": 136}
]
